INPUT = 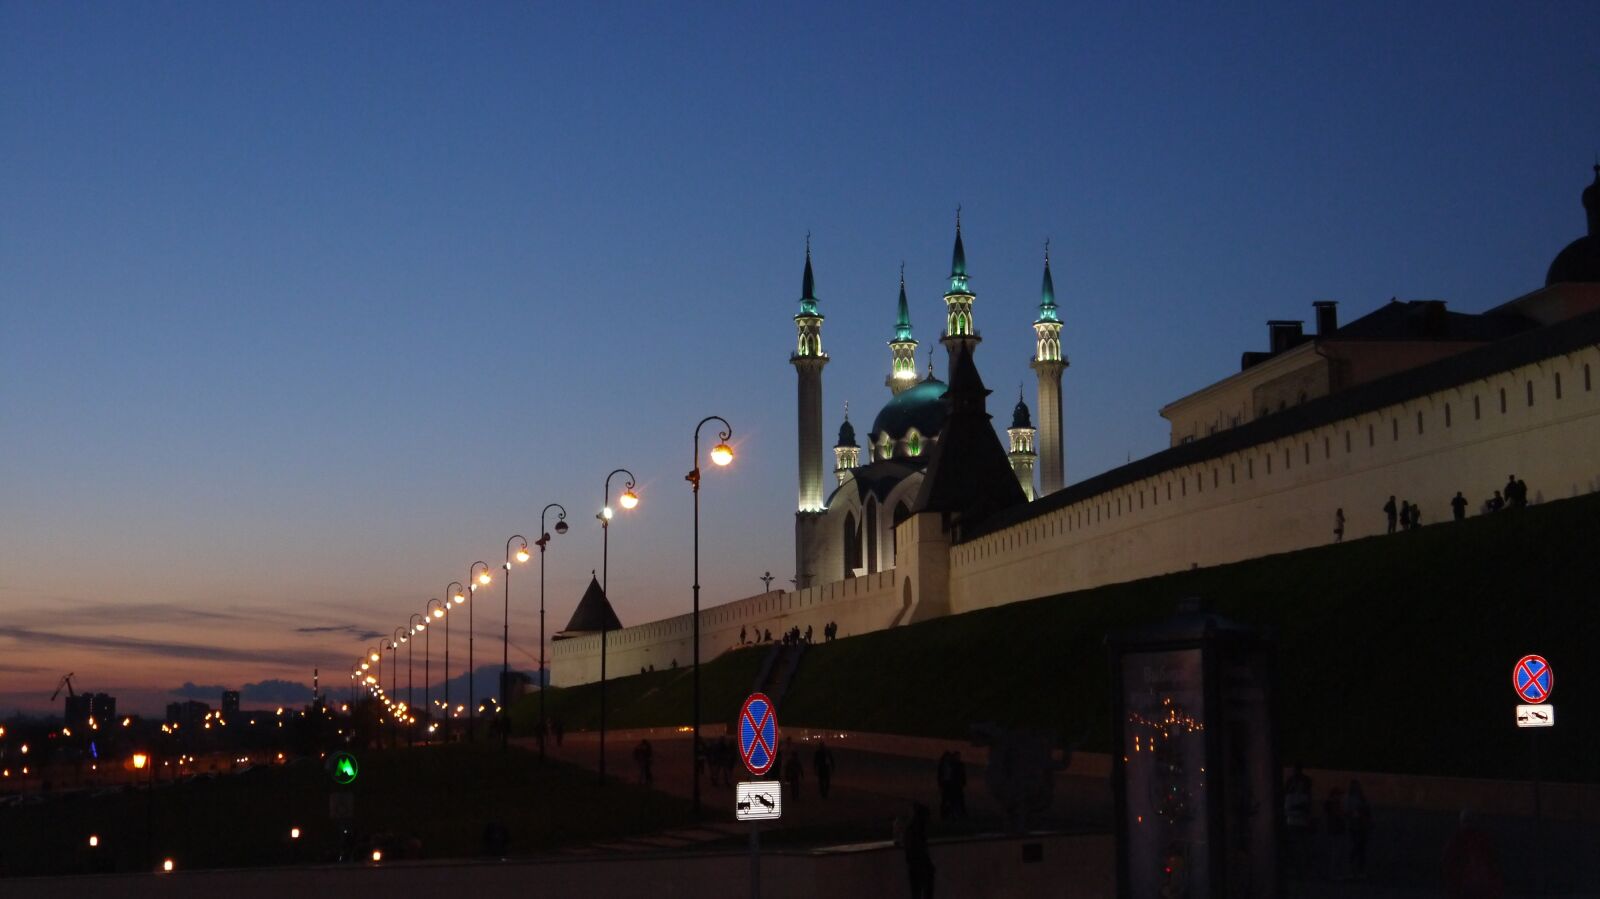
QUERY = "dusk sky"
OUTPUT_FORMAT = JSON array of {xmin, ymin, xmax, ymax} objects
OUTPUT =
[{"xmin": 3, "ymin": 3, "xmax": 1596, "ymax": 714}]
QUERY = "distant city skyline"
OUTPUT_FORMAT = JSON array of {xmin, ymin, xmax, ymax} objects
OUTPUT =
[{"xmin": 3, "ymin": 3, "xmax": 1596, "ymax": 713}]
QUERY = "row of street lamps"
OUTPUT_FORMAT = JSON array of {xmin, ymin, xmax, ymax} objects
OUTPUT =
[{"xmin": 342, "ymin": 416, "xmax": 734, "ymax": 817}]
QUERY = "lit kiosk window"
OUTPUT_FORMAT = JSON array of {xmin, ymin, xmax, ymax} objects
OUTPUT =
[{"xmin": 1108, "ymin": 598, "xmax": 1278, "ymax": 898}]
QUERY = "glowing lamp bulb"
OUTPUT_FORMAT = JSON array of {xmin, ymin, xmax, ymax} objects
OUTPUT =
[
  {"xmin": 601, "ymin": 506, "xmax": 614, "ymax": 521},
  {"xmin": 132, "ymin": 753, "xmax": 148, "ymax": 770},
  {"xmin": 369, "ymin": 653, "xmax": 380, "ymax": 663},
  {"xmin": 162, "ymin": 859, "xmax": 174, "ymax": 873},
  {"xmin": 432, "ymin": 608, "xmax": 444, "ymax": 619},
  {"xmin": 711, "ymin": 442, "xmax": 734, "ymax": 466},
  {"xmin": 371, "ymin": 849, "xmax": 383, "ymax": 862},
  {"xmin": 516, "ymin": 548, "xmax": 530, "ymax": 563},
  {"xmin": 453, "ymin": 593, "xmax": 465, "ymax": 605},
  {"xmin": 290, "ymin": 827, "xmax": 300, "ymax": 840},
  {"xmin": 88, "ymin": 835, "xmax": 99, "ymax": 847},
  {"xmin": 477, "ymin": 572, "xmax": 491, "ymax": 586},
  {"xmin": 619, "ymin": 489, "xmax": 639, "ymax": 510}
]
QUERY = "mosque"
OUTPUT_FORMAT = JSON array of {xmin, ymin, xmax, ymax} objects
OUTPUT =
[{"xmin": 551, "ymin": 166, "xmax": 1600, "ymax": 685}]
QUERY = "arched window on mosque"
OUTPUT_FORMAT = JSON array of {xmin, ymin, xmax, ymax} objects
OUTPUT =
[
  {"xmin": 843, "ymin": 511, "xmax": 862, "ymax": 577},
  {"xmin": 878, "ymin": 432, "xmax": 893, "ymax": 461},
  {"xmin": 906, "ymin": 429, "xmax": 923, "ymax": 457},
  {"xmin": 865, "ymin": 500, "xmax": 879, "ymax": 574}
]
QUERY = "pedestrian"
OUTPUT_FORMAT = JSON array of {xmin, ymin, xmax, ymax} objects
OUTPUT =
[
  {"xmin": 1451, "ymin": 491, "xmax": 1468, "ymax": 522},
  {"xmin": 1323, "ymin": 785, "xmax": 1347, "ymax": 880},
  {"xmin": 1333, "ymin": 508, "xmax": 1345, "ymax": 543},
  {"xmin": 784, "ymin": 745, "xmax": 804, "ymax": 806},
  {"xmin": 1488, "ymin": 490, "xmax": 1504, "ymax": 513},
  {"xmin": 740, "ymin": 625, "xmax": 747, "ymax": 645},
  {"xmin": 1383, "ymin": 496, "xmax": 1397, "ymax": 534},
  {"xmin": 903, "ymin": 802, "xmax": 936, "ymax": 899},
  {"xmin": 1515, "ymin": 477, "xmax": 1529, "ymax": 508},
  {"xmin": 813, "ymin": 739, "xmax": 835, "ymax": 799},
  {"xmin": 633, "ymin": 738, "xmax": 653, "ymax": 786},
  {"xmin": 805, "ymin": 624, "xmax": 814, "ymax": 644},
  {"xmin": 1399, "ymin": 501, "xmax": 1412, "ymax": 531},
  {"xmin": 936, "ymin": 751, "xmax": 954, "ymax": 819},
  {"xmin": 1504, "ymin": 475, "xmax": 1520, "ymax": 509},
  {"xmin": 1410, "ymin": 502, "xmax": 1422, "ymax": 530},
  {"xmin": 1442, "ymin": 809, "xmax": 1503, "ymax": 898},
  {"xmin": 950, "ymin": 751, "xmax": 968, "ymax": 818},
  {"xmin": 1283, "ymin": 764, "xmax": 1315, "ymax": 880},
  {"xmin": 1346, "ymin": 780, "xmax": 1371, "ymax": 879}
]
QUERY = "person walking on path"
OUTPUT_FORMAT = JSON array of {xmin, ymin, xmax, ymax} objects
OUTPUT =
[
  {"xmin": 1346, "ymin": 780, "xmax": 1372, "ymax": 880},
  {"xmin": 813, "ymin": 739, "xmax": 835, "ymax": 799},
  {"xmin": 1451, "ymin": 492, "xmax": 1469, "ymax": 522},
  {"xmin": 1323, "ymin": 785, "xmax": 1347, "ymax": 880},
  {"xmin": 784, "ymin": 746, "xmax": 804, "ymax": 808},
  {"xmin": 1383, "ymin": 496, "xmax": 1397, "ymax": 534},
  {"xmin": 1284, "ymin": 765, "xmax": 1315, "ymax": 880},
  {"xmin": 1333, "ymin": 508, "xmax": 1345, "ymax": 543},
  {"xmin": 902, "ymin": 802, "xmax": 936, "ymax": 899}
]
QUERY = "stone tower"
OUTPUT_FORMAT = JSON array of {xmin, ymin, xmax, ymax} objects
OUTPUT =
[
  {"xmin": 793, "ymin": 239, "xmax": 828, "ymax": 587},
  {"xmin": 1030, "ymin": 241, "xmax": 1067, "ymax": 494},
  {"xmin": 887, "ymin": 265, "xmax": 919, "ymax": 394},
  {"xmin": 1007, "ymin": 388, "xmax": 1037, "ymax": 501},
  {"xmin": 833, "ymin": 405, "xmax": 859, "ymax": 486},
  {"xmin": 940, "ymin": 210, "xmax": 981, "ymax": 364}
]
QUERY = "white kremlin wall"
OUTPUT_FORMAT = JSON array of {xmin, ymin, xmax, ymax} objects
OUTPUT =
[
  {"xmin": 551, "ymin": 337, "xmax": 1600, "ymax": 687},
  {"xmin": 949, "ymin": 343, "xmax": 1600, "ymax": 611},
  {"xmin": 550, "ymin": 570, "xmax": 903, "ymax": 686}
]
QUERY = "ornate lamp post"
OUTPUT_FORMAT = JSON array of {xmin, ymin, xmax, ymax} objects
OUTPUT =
[
  {"xmin": 444, "ymin": 582, "xmax": 466, "ymax": 740},
  {"xmin": 468, "ymin": 561, "xmax": 493, "ymax": 740},
  {"xmin": 501, "ymin": 535, "xmax": 531, "ymax": 751},
  {"xmin": 597, "ymin": 468, "xmax": 639, "ymax": 781},
  {"xmin": 425, "ymin": 599, "xmax": 446, "ymax": 739},
  {"xmin": 392, "ymin": 627, "xmax": 409, "ymax": 747},
  {"xmin": 408, "ymin": 613, "xmax": 425, "ymax": 745},
  {"xmin": 687, "ymin": 416, "xmax": 734, "ymax": 818},
  {"xmin": 533, "ymin": 503, "xmax": 568, "ymax": 761}
]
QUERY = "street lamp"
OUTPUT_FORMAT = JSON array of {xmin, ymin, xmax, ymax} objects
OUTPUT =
[
  {"xmin": 597, "ymin": 468, "xmax": 639, "ymax": 782},
  {"xmin": 468, "ymin": 561, "xmax": 493, "ymax": 740},
  {"xmin": 425, "ymin": 599, "xmax": 445, "ymax": 739},
  {"xmin": 445, "ymin": 582, "xmax": 466, "ymax": 741},
  {"xmin": 408, "ymin": 614, "xmax": 424, "ymax": 747},
  {"xmin": 391, "ymin": 627, "xmax": 407, "ymax": 747},
  {"xmin": 533, "ymin": 503, "xmax": 568, "ymax": 762},
  {"xmin": 501, "ymin": 535, "xmax": 531, "ymax": 751},
  {"xmin": 687, "ymin": 415, "xmax": 734, "ymax": 818}
]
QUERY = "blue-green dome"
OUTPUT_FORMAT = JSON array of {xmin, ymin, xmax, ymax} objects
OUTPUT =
[{"xmin": 870, "ymin": 377, "xmax": 948, "ymax": 444}]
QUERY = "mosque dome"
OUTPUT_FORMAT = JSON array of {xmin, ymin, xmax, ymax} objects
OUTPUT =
[
  {"xmin": 869, "ymin": 376, "xmax": 947, "ymax": 446},
  {"xmin": 1011, "ymin": 395, "xmax": 1033, "ymax": 429},
  {"xmin": 836, "ymin": 416, "xmax": 857, "ymax": 448},
  {"xmin": 1545, "ymin": 165, "xmax": 1600, "ymax": 286}
]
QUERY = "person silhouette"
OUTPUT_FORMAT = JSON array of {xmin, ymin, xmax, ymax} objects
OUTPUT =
[
  {"xmin": 1451, "ymin": 492, "xmax": 1468, "ymax": 522},
  {"xmin": 1334, "ymin": 508, "xmax": 1345, "ymax": 543},
  {"xmin": 1383, "ymin": 496, "xmax": 1397, "ymax": 534}
]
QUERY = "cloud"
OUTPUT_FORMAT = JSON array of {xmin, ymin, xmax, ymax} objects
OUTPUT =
[
  {"xmin": 168, "ymin": 679, "xmax": 313, "ymax": 704},
  {"xmin": 170, "ymin": 681, "xmax": 229, "ymax": 699},
  {"xmin": 294, "ymin": 624, "xmax": 383, "ymax": 640},
  {"xmin": 241, "ymin": 679, "xmax": 313, "ymax": 703},
  {"xmin": 0, "ymin": 626, "xmax": 330, "ymax": 668}
]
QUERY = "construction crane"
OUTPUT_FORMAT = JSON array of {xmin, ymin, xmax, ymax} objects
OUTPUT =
[{"xmin": 50, "ymin": 672, "xmax": 76, "ymax": 702}]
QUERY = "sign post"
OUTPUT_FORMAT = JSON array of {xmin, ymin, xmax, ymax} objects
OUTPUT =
[
  {"xmin": 737, "ymin": 692, "xmax": 780, "ymax": 899},
  {"xmin": 1512, "ymin": 654, "xmax": 1552, "ymax": 896}
]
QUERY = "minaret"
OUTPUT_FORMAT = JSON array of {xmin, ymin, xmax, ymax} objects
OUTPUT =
[
  {"xmin": 1007, "ymin": 387, "xmax": 1038, "ymax": 501},
  {"xmin": 1030, "ymin": 240, "xmax": 1067, "ymax": 495},
  {"xmin": 887, "ymin": 264, "xmax": 919, "ymax": 394},
  {"xmin": 940, "ymin": 208, "xmax": 981, "ymax": 364},
  {"xmin": 833, "ymin": 403, "xmax": 860, "ymax": 486},
  {"xmin": 793, "ymin": 237, "xmax": 828, "ymax": 513}
]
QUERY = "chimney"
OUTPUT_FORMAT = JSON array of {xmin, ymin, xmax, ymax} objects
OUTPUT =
[
  {"xmin": 1313, "ymin": 301, "xmax": 1338, "ymax": 336},
  {"xmin": 1267, "ymin": 320, "xmax": 1304, "ymax": 354}
]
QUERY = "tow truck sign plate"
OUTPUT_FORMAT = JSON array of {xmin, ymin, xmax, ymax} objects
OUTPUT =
[
  {"xmin": 735, "ymin": 781, "xmax": 782, "ymax": 821},
  {"xmin": 1516, "ymin": 704, "xmax": 1555, "ymax": 728}
]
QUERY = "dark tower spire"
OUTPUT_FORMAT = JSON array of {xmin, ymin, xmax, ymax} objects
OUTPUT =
[{"xmin": 941, "ymin": 207, "xmax": 980, "ymax": 360}]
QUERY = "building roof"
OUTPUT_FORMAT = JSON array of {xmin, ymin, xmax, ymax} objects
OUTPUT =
[
  {"xmin": 969, "ymin": 305, "xmax": 1600, "ymax": 542},
  {"xmin": 870, "ymin": 376, "xmax": 948, "ymax": 442},
  {"xmin": 912, "ymin": 344, "xmax": 1027, "ymax": 527},
  {"xmin": 1330, "ymin": 299, "xmax": 1533, "ymax": 343},
  {"xmin": 829, "ymin": 457, "xmax": 926, "ymax": 506},
  {"xmin": 836, "ymin": 413, "xmax": 858, "ymax": 448},
  {"xmin": 1546, "ymin": 165, "xmax": 1600, "ymax": 286},
  {"xmin": 560, "ymin": 575, "xmax": 622, "ymax": 634}
]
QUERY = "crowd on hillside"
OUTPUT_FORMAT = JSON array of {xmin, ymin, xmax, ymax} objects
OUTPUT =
[{"xmin": 1337, "ymin": 475, "xmax": 1535, "ymax": 543}]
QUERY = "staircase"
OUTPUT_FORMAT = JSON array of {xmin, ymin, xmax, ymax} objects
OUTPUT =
[{"xmin": 751, "ymin": 642, "xmax": 807, "ymax": 707}]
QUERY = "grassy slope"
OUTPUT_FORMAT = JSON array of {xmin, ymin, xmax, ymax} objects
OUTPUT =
[{"xmin": 524, "ymin": 494, "xmax": 1600, "ymax": 782}]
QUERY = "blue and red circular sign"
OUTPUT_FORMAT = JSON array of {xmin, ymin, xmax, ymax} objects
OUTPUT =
[
  {"xmin": 1513, "ymin": 654, "xmax": 1553, "ymax": 704},
  {"xmin": 739, "ymin": 692, "xmax": 778, "ymax": 777}
]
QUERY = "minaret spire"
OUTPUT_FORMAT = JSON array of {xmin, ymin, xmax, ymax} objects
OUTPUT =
[
  {"xmin": 1007, "ymin": 385, "xmax": 1037, "ymax": 501},
  {"xmin": 887, "ymin": 263, "xmax": 920, "ymax": 394},
  {"xmin": 833, "ymin": 400, "xmax": 860, "ymax": 486},
  {"xmin": 792, "ymin": 237, "xmax": 828, "ymax": 513},
  {"xmin": 1030, "ymin": 238, "xmax": 1068, "ymax": 495},
  {"xmin": 940, "ymin": 207, "xmax": 980, "ymax": 362}
]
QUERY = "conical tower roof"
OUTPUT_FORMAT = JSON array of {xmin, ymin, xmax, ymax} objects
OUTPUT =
[
  {"xmin": 893, "ymin": 267, "xmax": 914, "ymax": 342},
  {"xmin": 1036, "ymin": 241, "xmax": 1060, "ymax": 324},
  {"xmin": 912, "ymin": 343, "xmax": 1027, "ymax": 527},
  {"xmin": 561, "ymin": 574, "xmax": 622, "ymax": 633},
  {"xmin": 798, "ymin": 236, "xmax": 821, "ymax": 317}
]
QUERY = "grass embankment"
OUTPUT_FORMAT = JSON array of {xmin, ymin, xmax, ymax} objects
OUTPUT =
[
  {"xmin": 0, "ymin": 744, "xmax": 689, "ymax": 877},
  {"xmin": 527, "ymin": 493, "xmax": 1600, "ymax": 783}
]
